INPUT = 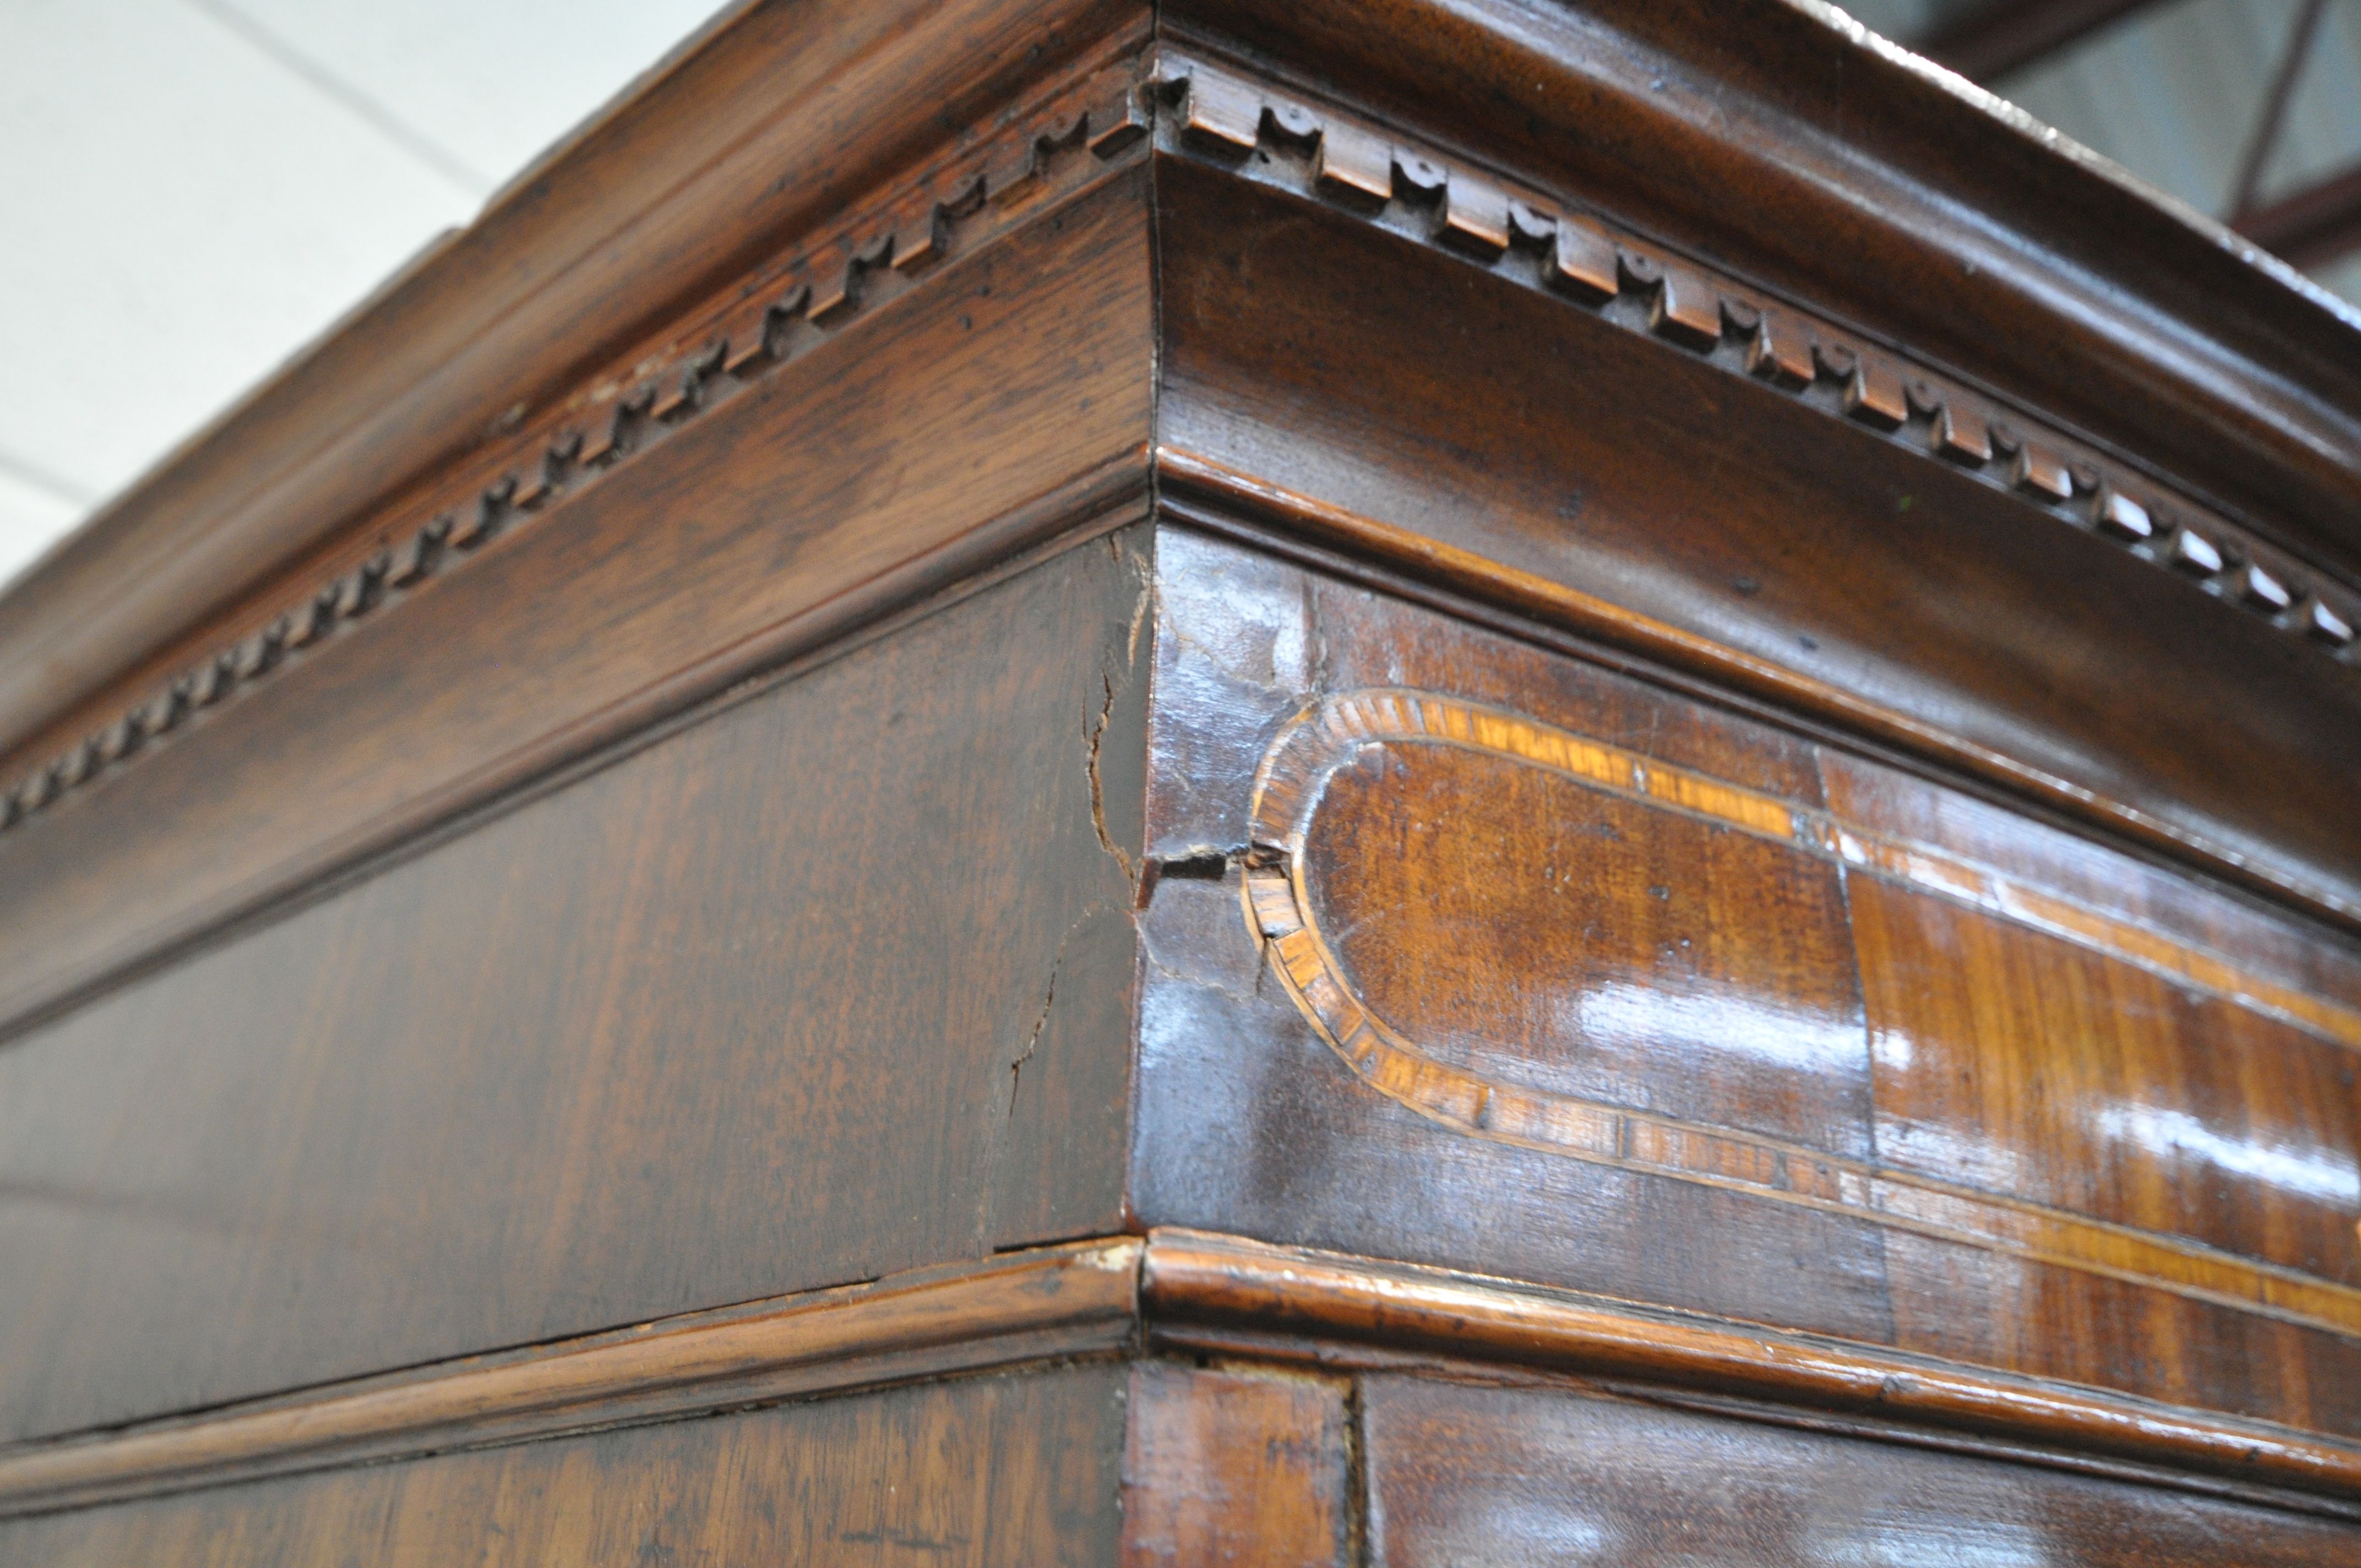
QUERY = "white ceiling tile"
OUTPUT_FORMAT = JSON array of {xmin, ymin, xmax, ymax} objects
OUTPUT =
[
  {"xmin": 1829, "ymin": 0, "xmax": 1951, "ymax": 45},
  {"xmin": 2005, "ymin": 0, "xmax": 2274, "ymax": 214},
  {"xmin": 206, "ymin": 0, "xmax": 728, "ymax": 195},
  {"xmin": 2268, "ymin": 2, "xmax": 2361, "ymax": 197},
  {"xmin": 1992, "ymin": 0, "xmax": 2361, "ymax": 226},
  {"xmin": 2313, "ymin": 249, "xmax": 2361, "ymax": 301},
  {"xmin": 0, "ymin": 0, "xmax": 724, "ymax": 589},
  {"xmin": 0, "ymin": 0, "xmax": 480, "ymax": 504}
]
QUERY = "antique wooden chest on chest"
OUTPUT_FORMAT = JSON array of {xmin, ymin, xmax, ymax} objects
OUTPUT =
[{"xmin": 3, "ymin": 1, "xmax": 2359, "ymax": 1561}]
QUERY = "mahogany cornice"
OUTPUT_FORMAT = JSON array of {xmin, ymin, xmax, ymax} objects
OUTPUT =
[
  {"xmin": 1166, "ymin": 0, "xmax": 2361, "ymax": 590},
  {"xmin": 0, "ymin": 62, "xmax": 1151, "ymax": 841},
  {"xmin": 0, "ymin": 0, "xmax": 1145, "ymax": 765},
  {"xmin": 13, "ymin": 43, "xmax": 2357, "ymax": 859},
  {"xmin": 10, "ymin": 0, "xmax": 2355, "ymax": 798},
  {"xmin": 4, "ymin": 3, "xmax": 2357, "ymax": 1009},
  {"xmin": 1144, "ymin": 53, "xmax": 2358, "ymax": 674}
]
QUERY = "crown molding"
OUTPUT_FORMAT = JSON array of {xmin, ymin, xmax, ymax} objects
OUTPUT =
[
  {"xmin": 0, "ymin": 0, "xmax": 1148, "ymax": 767},
  {"xmin": 18, "ymin": 42, "xmax": 2359, "ymax": 882},
  {"xmin": 0, "ymin": 55, "xmax": 1151, "ymax": 840},
  {"xmin": 6, "ymin": 0, "xmax": 2357, "ymax": 991},
  {"xmin": 1144, "ymin": 53, "xmax": 2359, "ymax": 678},
  {"xmin": 1163, "ymin": 0, "xmax": 2361, "ymax": 591}
]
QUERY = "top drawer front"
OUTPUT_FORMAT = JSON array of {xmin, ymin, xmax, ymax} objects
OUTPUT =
[{"xmin": 1135, "ymin": 525, "xmax": 2361, "ymax": 1441}]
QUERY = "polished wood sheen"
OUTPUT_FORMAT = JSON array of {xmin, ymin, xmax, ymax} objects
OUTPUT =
[
  {"xmin": 1152, "ymin": 157, "xmax": 2361, "ymax": 921},
  {"xmin": 14, "ymin": 1230, "xmax": 2360, "ymax": 1540},
  {"xmin": 1360, "ymin": 1377, "xmax": 2361, "ymax": 1565},
  {"xmin": 3, "ymin": 0, "xmax": 2358, "ymax": 1558},
  {"xmin": 1139, "ymin": 1229, "xmax": 2361, "ymax": 1505},
  {"xmin": 0, "ymin": 532, "xmax": 1146, "ymax": 1444},
  {"xmin": 1135, "ymin": 527, "xmax": 2361, "ymax": 1439},
  {"xmin": 1121, "ymin": 1362, "xmax": 1350, "ymax": 1567}
]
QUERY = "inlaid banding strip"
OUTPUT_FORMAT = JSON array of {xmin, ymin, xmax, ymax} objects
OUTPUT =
[
  {"xmin": 1253, "ymin": 690, "xmax": 2361, "ymax": 1052},
  {"xmin": 1243, "ymin": 689, "xmax": 2361, "ymax": 1341}
]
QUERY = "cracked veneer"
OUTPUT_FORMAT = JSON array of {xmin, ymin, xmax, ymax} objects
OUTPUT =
[
  {"xmin": 977, "ymin": 913, "xmax": 1082, "ymax": 1252},
  {"xmin": 1089, "ymin": 673, "xmax": 1138, "ymax": 895},
  {"xmin": 978, "ymin": 531, "xmax": 1152, "ymax": 1253},
  {"xmin": 1089, "ymin": 538, "xmax": 1154, "ymax": 897}
]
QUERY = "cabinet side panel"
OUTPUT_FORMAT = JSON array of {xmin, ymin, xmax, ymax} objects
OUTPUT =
[{"xmin": 0, "ymin": 532, "xmax": 1149, "ymax": 1443}]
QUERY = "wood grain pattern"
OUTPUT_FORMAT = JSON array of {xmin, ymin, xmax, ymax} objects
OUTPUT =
[
  {"xmin": 1252, "ymin": 835, "xmax": 2361, "ymax": 1343},
  {"xmin": 1141, "ymin": 1228, "xmax": 2361, "ymax": 1502},
  {"xmin": 1853, "ymin": 878, "xmax": 2361, "ymax": 1284},
  {"xmin": 1138, "ymin": 532, "xmax": 1899, "ymax": 1346},
  {"xmin": 1819, "ymin": 747, "xmax": 2361, "ymax": 1015},
  {"xmin": 0, "ymin": 1239, "xmax": 1139, "ymax": 1518},
  {"xmin": 0, "ymin": 1365, "xmax": 1128, "ymax": 1567},
  {"xmin": 1254, "ymin": 690, "xmax": 2361, "ymax": 1052},
  {"xmin": 1155, "ymin": 447, "xmax": 2361, "ymax": 952},
  {"xmin": 0, "ymin": 58, "xmax": 1156, "ymax": 839},
  {"xmin": 1135, "ymin": 526, "xmax": 2361, "ymax": 1437},
  {"xmin": 0, "ymin": 165, "xmax": 1154, "ymax": 1039},
  {"xmin": 0, "ymin": 0, "xmax": 1146, "ymax": 769},
  {"xmin": 1167, "ymin": 0, "xmax": 2361, "ymax": 587},
  {"xmin": 1142, "ymin": 55, "xmax": 2357, "ymax": 670},
  {"xmin": 1359, "ymin": 1375, "xmax": 2361, "ymax": 1565},
  {"xmin": 19, "ymin": 1228, "xmax": 2361, "ymax": 1538},
  {"xmin": 1875, "ymin": 1229, "xmax": 2361, "ymax": 1441},
  {"xmin": 0, "ymin": 529, "xmax": 1147, "ymax": 1445},
  {"xmin": 1121, "ymin": 1362, "xmax": 1351, "ymax": 1568},
  {"xmin": 1295, "ymin": 730, "xmax": 1873, "ymax": 1156},
  {"xmin": 8, "ymin": 2, "xmax": 2361, "ymax": 1556},
  {"xmin": 1153, "ymin": 155, "xmax": 2361, "ymax": 928}
]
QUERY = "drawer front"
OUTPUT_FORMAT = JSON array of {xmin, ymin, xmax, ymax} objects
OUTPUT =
[{"xmin": 1135, "ymin": 525, "xmax": 2361, "ymax": 1440}]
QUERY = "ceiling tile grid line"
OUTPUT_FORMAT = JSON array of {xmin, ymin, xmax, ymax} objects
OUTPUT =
[{"xmin": 0, "ymin": 0, "xmax": 727, "ymax": 592}]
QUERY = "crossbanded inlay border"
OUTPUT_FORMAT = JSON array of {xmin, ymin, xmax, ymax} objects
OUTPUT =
[{"xmin": 1242, "ymin": 688, "xmax": 2361, "ymax": 1341}]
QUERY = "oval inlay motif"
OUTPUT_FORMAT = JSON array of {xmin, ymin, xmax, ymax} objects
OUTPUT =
[
  {"xmin": 1302, "ymin": 739, "xmax": 1873, "ymax": 1155},
  {"xmin": 1242, "ymin": 689, "xmax": 2361, "ymax": 1338}
]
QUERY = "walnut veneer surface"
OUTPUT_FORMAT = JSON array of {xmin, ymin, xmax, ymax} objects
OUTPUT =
[{"xmin": 0, "ymin": 0, "xmax": 2356, "ymax": 1561}]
